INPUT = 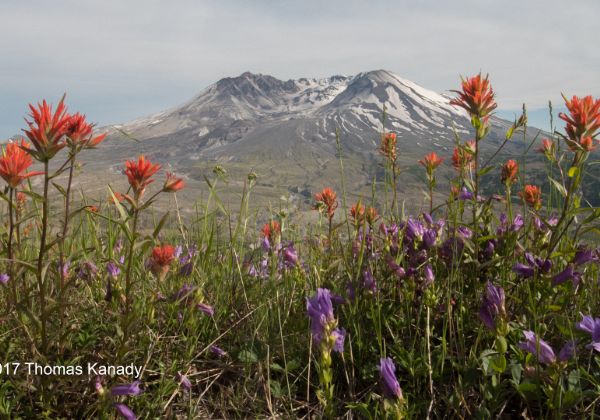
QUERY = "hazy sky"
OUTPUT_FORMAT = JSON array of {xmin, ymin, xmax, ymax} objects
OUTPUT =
[{"xmin": 1, "ymin": 0, "xmax": 598, "ymax": 137}]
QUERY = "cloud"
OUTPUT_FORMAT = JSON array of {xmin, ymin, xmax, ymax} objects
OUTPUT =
[{"xmin": 1, "ymin": 0, "xmax": 598, "ymax": 137}]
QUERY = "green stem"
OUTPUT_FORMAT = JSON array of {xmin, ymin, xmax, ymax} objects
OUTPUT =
[
  {"xmin": 123, "ymin": 207, "xmax": 140, "ymax": 343},
  {"xmin": 7, "ymin": 188, "xmax": 16, "ymax": 308},
  {"xmin": 58, "ymin": 153, "xmax": 75, "ymax": 351},
  {"xmin": 37, "ymin": 160, "xmax": 50, "ymax": 353}
]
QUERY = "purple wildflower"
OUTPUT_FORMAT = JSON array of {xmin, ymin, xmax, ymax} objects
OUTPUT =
[
  {"xmin": 106, "ymin": 261, "xmax": 121, "ymax": 278},
  {"xmin": 331, "ymin": 294, "xmax": 346, "ymax": 305},
  {"xmin": 77, "ymin": 261, "xmax": 98, "ymax": 281},
  {"xmin": 363, "ymin": 269, "xmax": 377, "ymax": 293},
  {"xmin": 405, "ymin": 218, "xmax": 425, "ymax": 242},
  {"xmin": 110, "ymin": 380, "xmax": 142, "ymax": 396},
  {"xmin": 176, "ymin": 371, "xmax": 192, "ymax": 391},
  {"xmin": 519, "ymin": 330, "xmax": 556, "ymax": 364},
  {"xmin": 423, "ymin": 264, "xmax": 435, "ymax": 287},
  {"xmin": 197, "ymin": 303, "xmax": 214, "ymax": 317},
  {"xmin": 378, "ymin": 357, "xmax": 403, "ymax": 400},
  {"xmin": 552, "ymin": 265, "xmax": 579, "ymax": 286},
  {"xmin": 459, "ymin": 187, "xmax": 474, "ymax": 201},
  {"xmin": 282, "ymin": 244, "xmax": 299, "ymax": 267},
  {"xmin": 248, "ymin": 264, "xmax": 258, "ymax": 277},
  {"xmin": 179, "ymin": 261, "xmax": 194, "ymax": 277},
  {"xmin": 210, "ymin": 345, "xmax": 227, "ymax": 357},
  {"xmin": 573, "ymin": 247, "xmax": 596, "ymax": 266},
  {"xmin": 576, "ymin": 314, "xmax": 600, "ymax": 352},
  {"xmin": 94, "ymin": 377, "xmax": 105, "ymax": 395},
  {"xmin": 261, "ymin": 236, "xmax": 271, "ymax": 252},
  {"xmin": 457, "ymin": 226, "xmax": 473, "ymax": 239},
  {"xmin": 332, "ymin": 328, "xmax": 345, "ymax": 352},
  {"xmin": 513, "ymin": 263, "xmax": 535, "ymax": 278},
  {"xmin": 0, "ymin": 273, "xmax": 9, "ymax": 285},
  {"xmin": 174, "ymin": 245, "xmax": 183, "ymax": 259},
  {"xmin": 511, "ymin": 214, "xmax": 524, "ymax": 232},
  {"xmin": 485, "ymin": 240, "xmax": 495, "ymax": 259},
  {"xmin": 307, "ymin": 288, "xmax": 344, "ymax": 352},
  {"xmin": 386, "ymin": 257, "xmax": 405, "ymax": 279},
  {"xmin": 479, "ymin": 282, "xmax": 505, "ymax": 331},
  {"xmin": 558, "ymin": 340, "xmax": 577, "ymax": 361},
  {"xmin": 170, "ymin": 284, "xmax": 194, "ymax": 302},
  {"xmin": 113, "ymin": 403, "xmax": 137, "ymax": 420},
  {"xmin": 307, "ymin": 288, "xmax": 335, "ymax": 345},
  {"xmin": 422, "ymin": 229, "xmax": 437, "ymax": 249}
]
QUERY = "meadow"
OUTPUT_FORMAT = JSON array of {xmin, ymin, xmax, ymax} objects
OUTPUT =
[{"xmin": 1, "ymin": 75, "xmax": 599, "ymax": 419}]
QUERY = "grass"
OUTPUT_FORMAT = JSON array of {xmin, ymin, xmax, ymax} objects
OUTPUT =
[{"xmin": 1, "ymin": 82, "xmax": 600, "ymax": 419}]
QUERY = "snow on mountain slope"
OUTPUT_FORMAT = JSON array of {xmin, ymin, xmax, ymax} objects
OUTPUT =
[{"xmin": 103, "ymin": 69, "xmax": 526, "ymax": 169}]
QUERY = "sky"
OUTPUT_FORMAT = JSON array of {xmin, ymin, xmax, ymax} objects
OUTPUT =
[{"xmin": 1, "ymin": 0, "xmax": 598, "ymax": 137}]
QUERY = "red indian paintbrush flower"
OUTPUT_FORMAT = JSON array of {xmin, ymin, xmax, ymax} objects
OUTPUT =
[
  {"xmin": 314, "ymin": 187, "xmax": 338, "ymax": 219},
  {"xmin": 125, "ymin": 155, "xmax": 161, "ymax": 197},
  {"xmin": 350, "ymin": 203, "xmax": 365, "ymax": 223},
  {"xmin": 23, "ymin": 97, "xmax": 71, "ymax": 161},
  {"xmin": 0, "ymin": 140, "xmax": 44, "ymax": 188},
  {"xmin": 419, "ymin": 152, "xmax": 444, "ymax": 173},
  {"xmin": 261, "ymin": 220, "xmax": 281, "ymax": 240},
  {"xmin": 450, "ymin": 74, "xmax": 497, "ymax": 119},
  {"xmin": 65, "ymin": 113, "xmax": 106, "ymax": 149},
  {"xmin": 149, "ymin": 244, "xmax": 175, "ymax": 276},
  {"xmin": 501, "ymin": 160, "xmax": 519, "ymax": 185},
  {"xmin": 163, "ymin": 171, "xmax": 185, "ymax": 192},
  {"xmin": 379, "ymin": 132, "xmax": 398, "ymax": 162},
  {"xmin": 365, "ymin": 207, "xmax": 378, "ymax": 225},
  {"xmin": 451, "ymin": 141, "xmax": 475, "ymax": 171},
  {"xmin": 559, "ymin": 95, "xmax": 600, "ymax": 151},
  {"xmin": 519, "ymin": 185, "xmax": 542, "ymax": 209},
  {"xmin": 537, "ymin": 138, "xmax": 555, "ymax": 156}
]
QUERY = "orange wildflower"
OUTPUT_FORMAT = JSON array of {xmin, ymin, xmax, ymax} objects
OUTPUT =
[
  {"xmin": 65, "ymin": 113, "xmax": 106, "ymax": 149},
  {"xmin": 365, "ymin": 207, "xmax": 378, "ymax": 225},
  {"xmin": 314, "ymin": 187, "xmax": 338, "ymax": 219},
  {"xmin": 419, "ymin": 151, "xmax": 444, "ymax": 173},
  {"xmin": 451, "ymin": 141, "xmax": 475, "ymax": 171},
  {"xmin": 261, "ymin": 220, "xmax": 281, "ymax": 240},
  {"xmin": 163, "ymin": 172, "xmax": 185, "ymax": 192},
  {"xmin": 537, "ymin": 138, "xmax": 555, "ymax": 155},
  {"xmin": 124, "ymin": 155, "xmax": 161, "ymax": 197},
  {"xmin": 559, "ymin": 95, "xmax": 600, "ymax": 151},
  {"xmin": 450, "ymin": 74, "xmax": 497, "ymax": 119},
  {"xmin": 23, "ymin": 97, "xmax": 71, "ymax": 161},
  {"xmin": 519, "ymin": 185, "xmax": 542, "ymax": 209},
  {"xmin": 501, "ymin": 160, "xmax": 519, "ymax": 185},
  {"xmin": 149, "ymin": 245, "xmax": 175, "ymax": 276},
  {"xmin": 379, "ymin": 132, "xmax": 398, "ymax": 162},
  {"xmin": 0, "ymin": 140, "xmax": 43, "ymax": 188},
  {"xmin": 350, "ymin": 203, "xmax": 365, "ymax": 223}
]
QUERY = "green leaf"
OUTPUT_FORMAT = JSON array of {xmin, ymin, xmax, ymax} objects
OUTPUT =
[
  {"xmin": 107, "ymin": 185, "xmax": 129, "ymax": 221},
  {"xmin": 153, "ymin": 212, "xmax": 170, "ymax": 239},
  {"xmin": 52, "ymin": 182, "xmax": 67, "ymax": 197},
  {"xmin": 490, "ymin": 355, "xmax": 506, "ymax": 373},
  {"xmin": 567, "ymin": 166, "xmax": 579, "ymax": 178},
  {"xmin": 548, "ymin": 177, "xmax": 567, "ymax": 198},
  {"xmin": 478, "ymin": 166, "xmax": 494, "ymax": 177},
  {"xmin": 269, "ymin": 380, "xmax": 283, "ymax": 398},
  {"xmin": 506, "ymin": 125, "xmax": 515, "ymax": 140},
  {"xmin": 238, "ymin": 349, "xmax": 258, "ymax": 363}
]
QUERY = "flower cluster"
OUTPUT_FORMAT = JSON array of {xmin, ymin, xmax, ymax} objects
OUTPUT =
[
  {"xmin": 558, "ymin": 95, "xmax": 600, "ymax": 152},
  {"xmin": 306, "ymin": 288, "xmax": 345, "ymax": 353},
  {"xmin": 314, "ymin": 187, "xmax": 338, "ymax": 219}
]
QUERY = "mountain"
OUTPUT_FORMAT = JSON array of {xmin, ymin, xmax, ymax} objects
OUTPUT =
[{"xmin": 84, "ymin": 70, "xmax": 540, "ymax": 214}]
